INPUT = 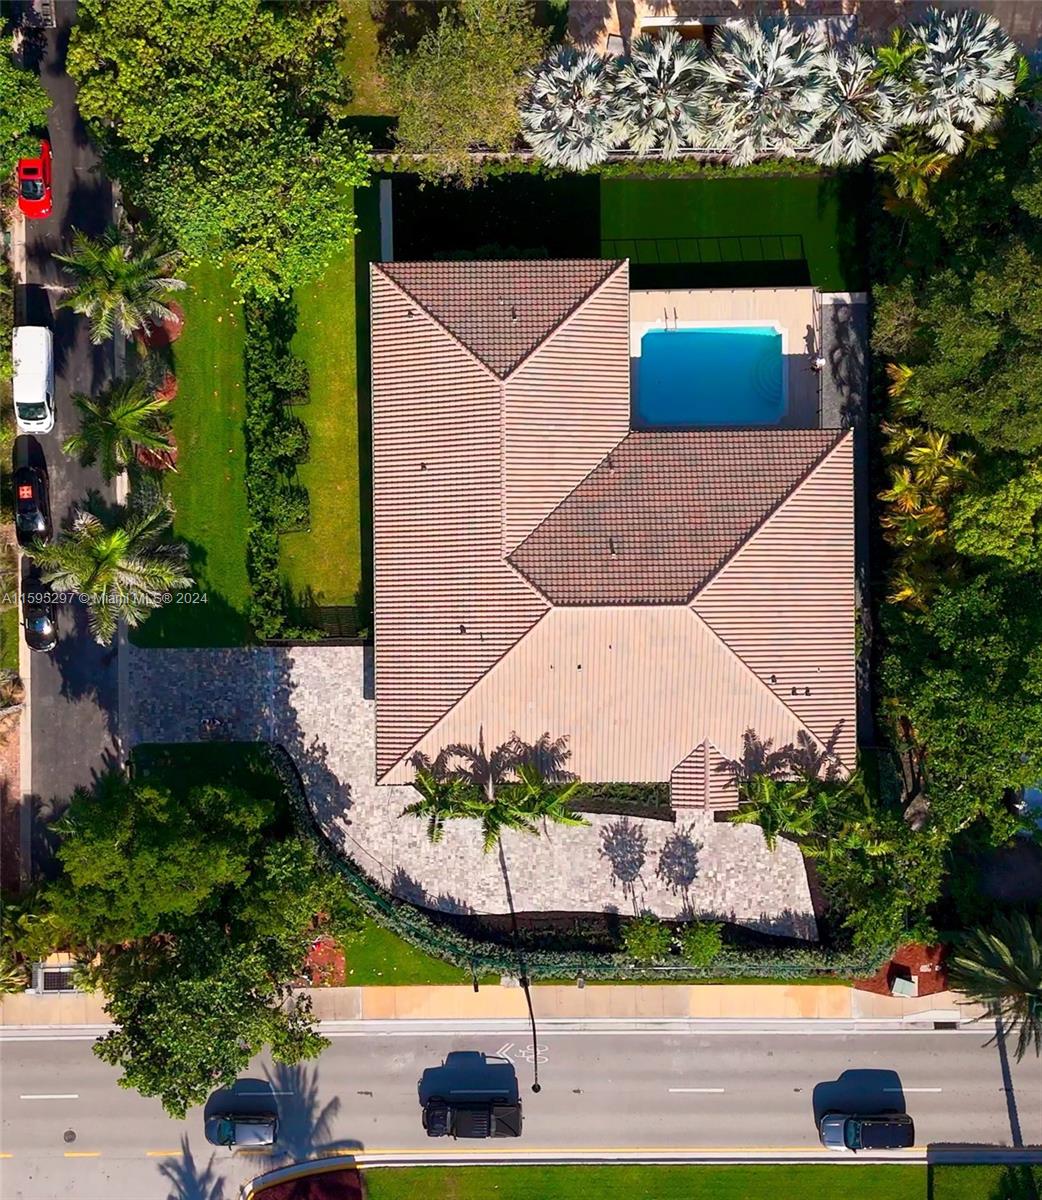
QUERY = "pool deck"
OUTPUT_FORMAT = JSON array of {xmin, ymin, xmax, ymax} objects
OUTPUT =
[{"xmin": 630, "ymin": 286, "xmax": 820, "ymax": 427}]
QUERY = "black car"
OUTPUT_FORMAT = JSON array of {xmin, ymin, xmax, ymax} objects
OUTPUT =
[
  {"xmin": 21, "ymin": 577, "xmax": 56, "ymax": 653},
  {"xmin": 13, "ymin": 464, "xmax": 51, "ymax": 548},
  {"xmin": 819, "ymin": 1111, "xmax": 915, "ymax": 1151},
  {"xmin": 422, "ymin": 1098, "xmax": 523, "ymax": 1139},
  {"xmin": 204, "ymin": 1111, "xmax": 278, "ymax": 1149}
]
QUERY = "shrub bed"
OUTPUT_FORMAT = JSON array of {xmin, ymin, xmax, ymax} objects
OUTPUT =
[{"xmin": 269, "ymin": 745, "xmax": 888, "ymax": 982}]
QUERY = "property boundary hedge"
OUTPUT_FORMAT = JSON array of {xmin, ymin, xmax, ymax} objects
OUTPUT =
[{"xmin": 267, "ymin": 745, "xmax": 889, "ymax": 982}]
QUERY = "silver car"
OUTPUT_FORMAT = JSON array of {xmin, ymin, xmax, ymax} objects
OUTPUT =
[{"xmin": 819, "ymin": 1111, "xmax": 915, "ymax": 1152}]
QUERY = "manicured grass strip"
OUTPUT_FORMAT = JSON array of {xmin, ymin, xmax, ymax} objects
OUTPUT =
[
  {"xmin": 132, "ymin": 260, "xmax": 251, "ymax": 647},
  {"xmin": 930, "ymin": 1164, "xmax": 1042, "ymax": 1200},
  {"xmin": 0, "ymin": 605, "xmax": 18, "ymax": 672},
  {"xmin": 363, "ymin": 1165, "xmax": 927, "ymax": 1200},
  {"xmin": 282, "ymin": 234, "xmax": 362, "ymax": 614},
  {"xmin": 343, "ymin": 916, "xmax": 473, "ymax": 986},
  {"xmin": 339, "ymin": 0, "xmax": 396, "ymax": 116},
  {"xmin": 600, "ymin": 176, "xmax": 863, "ymax": 292}
]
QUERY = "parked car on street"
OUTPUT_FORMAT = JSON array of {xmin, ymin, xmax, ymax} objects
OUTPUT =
[
  {"xmin": 423, "ymin": 1097, "xmax": 523, "ymax": 1139},
  {"xmin": 13, "ymin": 463, "xmax": 51, "ymax": 547},
  {"xmin": 16, "ymin": 140, "xmax": 52, "ymax": 220},
  {"xmin": 21, "ymin": 575, "xmax": 56, "ymax": 653},
  {"xmin": 819, "ymin": 1111, "xmax": 915, "ymax": 1152},
  {"xmin": 12, "ymin": 327, "xmax": 55, "ymax": 434},
  {"xmin": 419, "ymin": 1051, "xmax": 522, "ymax": 1139},
  {"xmin": 204, "ymin": 1112, "xmax": 278, "ymax": 1149}
]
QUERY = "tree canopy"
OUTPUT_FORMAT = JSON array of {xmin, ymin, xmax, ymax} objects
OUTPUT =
[
  {"xmin": 388, "ymin": 0, "xmax": 546, "ymax": 183},
  {"xmin": 0, "ymin": 50, "xmax": 50, "ymax": 178},
  {"xmin": 68, "ymin": 0, "xmax": 370, "ymax": 298}
]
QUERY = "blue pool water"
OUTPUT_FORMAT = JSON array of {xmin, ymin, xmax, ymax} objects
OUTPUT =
[{"xmin": 634, "ymin": 327, "xmax": 784, "ymax": 427}]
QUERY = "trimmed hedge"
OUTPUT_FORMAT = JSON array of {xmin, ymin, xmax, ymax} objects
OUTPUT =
[
  {"xmin": 242, "ymin": 299, "xmax": 319, "ymax": 639},
  {"xmin": 267, "ymin": 745, "xmax": 890, "ymax": 982}
]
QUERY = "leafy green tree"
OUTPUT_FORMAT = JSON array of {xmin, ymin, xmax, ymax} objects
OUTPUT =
[
  {"xmin": 623, "ymin": 913, "xmax": 673, "ymax": 963},
  {"xmin": 45, "ymin": 772, "xmax": 273, "ymax": 947},
  {"xmin": 388, "ymin": 0, "xmax": 545, "ymax": 183},
  {"xmin": 951, "ymin": 458, "xmax": 1042, "ymax": 570},
  {"xmin": 68, "ymin": 0, "xmax": 370, "ymax": 298},
  {"xmin": 949, "ymin": 909, "xmax": 1042, "ymax": 1061},
  {"xmin": 0, "ymin": 50, "xmax": 50, "ymax": 178},
  {"xmin": 63, "ymin": 378, "xmax": 174, "ymax": 482},
  {"xmin": 54, "ymin": 227, "xmax": 185, "ymax": 345},
  {"xmin": 92, "ymin": 932, "xmax": 326, "ymax": 1118},
  {"xmin": 28, "ymin": 498, "xmax": 192, "ymax": 643}
]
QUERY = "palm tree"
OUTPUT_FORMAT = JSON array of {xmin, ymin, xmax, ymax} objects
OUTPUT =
[
  {"xmin": 522, "ymin": 47, "xmax": 623, "ymax": 170},
  {"xmin": 874, "ymin": 137, "xmax": 952, "ymax": 213},
  {"xmin": 872, "ymin": 26, "xmax": 924, "ymax": 84},
  {"xmin": 730, "ymin": 772, "xmax": 815, "ymax": 851},
  {"xmin": 63, "ymin": 378, "xmax": 175, "ymax": 482},
  {"xmin": 699, "ymin": 18, "xmax": 826, "ymax": 165},
  {"xmin": 904, "ymin": 8, "xmax": 1018, "ymax": 154},
  {"xmin": 512, "ymin": 760, "xmax": 589, "ymax": 837},
  {"xmin": 400, "ymin": 757, "xmax": 483, "ymax": 845},
  {"xmin": 54, "ymin": 226, "xmax": 186, "ymax": 345},
  {"xmin": 949, "ymin": 909, "xmax": 1042, "ymax": 1061},
  {"xmin": 27, "ymin": 499, "xmax": 192, "ymax": 644},
  {"xmin": 810, "ymin": 45, "xmax": 900, "ymax": 167},
  {"xmin": 612, "ymin": 32, "xmax": 707, "ymax": 159}
]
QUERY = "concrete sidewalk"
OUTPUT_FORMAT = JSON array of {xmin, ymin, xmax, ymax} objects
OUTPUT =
[{"xmin": 0, "ymin": 983, "xmax": 982, "ymax": 1028}]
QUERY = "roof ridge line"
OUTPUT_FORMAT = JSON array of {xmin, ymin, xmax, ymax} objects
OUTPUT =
[
  {"xmin": 371, "ymin": 263, "xmax": 499, "ymax": 383},
  {"xmin": 686, "ymin": 428, "xmax": 849, "ymax": 604},
  {"xmin": 500, "ymin": 260, "xmax": 628, "ymax": 381}
]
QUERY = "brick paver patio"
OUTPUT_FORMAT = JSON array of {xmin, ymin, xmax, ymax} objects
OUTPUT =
[{"xmin": 127, "ymin": 645, "xmax": 817, "ymax": 938}]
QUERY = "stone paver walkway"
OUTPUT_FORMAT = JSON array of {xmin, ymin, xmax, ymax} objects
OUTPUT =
[{"xmin": 128, "ymin": 645, "xmax": 816, "ymax": 938}]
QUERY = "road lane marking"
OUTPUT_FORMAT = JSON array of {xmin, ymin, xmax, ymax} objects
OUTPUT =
[
  {"xmin": 0, "ymin": 1153, "xmax": 12, "ymax": 1159},
  {"xmin": 64, "ymin": 1151, "xmax": 100, "ymax": 1158},
  {"xmin": 885, "ymin": 1087, "xmax": 942, "ymax": 1093},
  {"xmin": 668, "ymin": 1088, "xmax": 725, "ymax": 1093},
  {"xmin": 238, "ymin": 1090, "xmax": 294, "ymax": 1096},
  {"xmin": 146, "ymin": 1150, "xmax": 183, "ymax": 1158},
  {"xmin": 19, "ymin": 1093, "xmax": 79, "ymax": 1100}
]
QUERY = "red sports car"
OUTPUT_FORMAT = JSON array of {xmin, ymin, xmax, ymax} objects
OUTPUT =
[{"xmin": 16, "ymin": 140, "xmax": 52, "ymax": 219}]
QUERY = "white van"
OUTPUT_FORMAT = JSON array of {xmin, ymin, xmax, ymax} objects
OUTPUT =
[{"xmin": 12, "ymin": 326, "xmax": 55, "ymax": 434}]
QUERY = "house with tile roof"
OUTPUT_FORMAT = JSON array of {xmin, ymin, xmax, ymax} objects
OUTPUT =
[{"xmin": 370, "ymin": 259, "xmax": 855, "ymax": 814}]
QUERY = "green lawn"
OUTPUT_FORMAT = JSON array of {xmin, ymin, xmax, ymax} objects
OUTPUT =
[
  {"xmin": 600, "ymin": 175, "xmax": 863, "ymax": 292},
  {"xmin": 343, "ymin": 916, "xmax": 473, "ymax": 986},
  {"xmin": 281, "ymin": 184, "xmax": 379, "ymax": 635},
  {"xmin": 339, "ymin": 0, "xmax": 396, "ymax": 117},
  {"xmin": 0, "ymin": 605, "xmax": 17, "ymax": 672},
  {"xmin": 930, "ymin": 1164, "xmax": 1042, "ymax": 1200},
  {"xmin": 132, "ymin": 259, "xmax": 251, "ymax": 647},
  {"xmin": 363, "ymin": 1165, "xmax": 927, "ymax": 1200}
]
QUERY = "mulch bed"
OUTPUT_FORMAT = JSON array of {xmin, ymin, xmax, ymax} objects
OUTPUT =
[
  {"xmin": 254, "ymin": 1167, "xmax": 363, "ymax": 1200},
  {"xmin": 853, "ymin": 942, "xmax": 949, "ymax": 997},
  {"xmin": 303, "ymin": 934, "xmax": 346, "ymax": 986},
  {"xmin": 136, "ymin": 302, "xmax": 185, "ymax": 349},
  {"xmin": 0, "ymin": 715, "xmax": 21, "ymax": 891}
]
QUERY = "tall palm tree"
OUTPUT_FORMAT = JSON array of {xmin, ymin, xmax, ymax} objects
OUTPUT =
[
  {"xmin": 730, "ymin": 772, "xmax": 815, "ymax": 851},
  {"xmin": 400, "ymin": 759, "xmax": 483, "ymax": 845},
  {"xmin": 699, "ymin": 18, "xmax": 826, "ymax": 165},
  {"xmin": 27, "ymin": 499, "xmax": 192, "ymax": 644},
  {"xmin": 512, "ymin": 760, "xmax": 589, "ymax": 837},
  {"xmin": 522, "ymin": 47, "xmax": 623, "ymax": 170},
  {"xmin": 62, "ymin": 378, "xmax": 174, "ymax": 482},
  {"xmin": 810, "ymin": 45, "xmax": 900, "ymax": 167},
  {"xmin": 904, "ymin": 7, "xmax": 1018, "ymax": 154},
  {"xmin": 872, "ymin": 26, "xmax": 924, "ymax": 85},
  {"xmin": 612, "ymin": 32, "xmax": 707, "ymax": 158},
  {"xmin": 874, "ymin": 137, "xmax": 952, "ymax": 213},
  {"xmin": 949, "ymin": 909, "xmax": 1042, "ymax": 1061},
  {"xmin": 54, "ymin": 226, "xmax": 186, "ymax": 345}
]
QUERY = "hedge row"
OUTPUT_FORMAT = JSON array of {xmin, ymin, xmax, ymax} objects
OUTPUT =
[
  {"xmin": 242, "ymin": 299, "xmax": 319, "ymax": 641},
  {"xmin": 268, "ymin": 745, "xmax": 889, "ymax": 982}
]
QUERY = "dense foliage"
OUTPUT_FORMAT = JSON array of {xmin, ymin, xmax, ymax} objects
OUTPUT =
[
  {"xmin": 0, "ymin": 49, "xmax": 50, "ymax": 178},
  {"xmin": 68, "ymin": 0, "xmax": 370, "ymax": 299},
  {"xmin": 10, "ymin": 758, "xmax": 359, "ymax": 1117},
  {"xmin": 387, "ymin": 0, "xmax": 545, "ymax": 182}
]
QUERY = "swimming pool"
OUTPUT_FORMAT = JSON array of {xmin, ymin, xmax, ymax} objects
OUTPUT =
[{"xmin": 634, "ymin": 326, "xmax": 785, "ymax": 427}]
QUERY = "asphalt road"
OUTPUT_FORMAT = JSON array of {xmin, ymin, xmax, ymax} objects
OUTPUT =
[
  {"xmin": 1, "ymin": 1021, "xmax": 1040, "ymax": 1199},
  {"xmin": 16, "ymin": 1, "xmax": 117, "ymax": 832}
]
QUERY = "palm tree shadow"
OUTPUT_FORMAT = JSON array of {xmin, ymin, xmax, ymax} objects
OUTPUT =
[
  {"xmin": 264, "ymin": 1061, "xmax": 363, "ymax": 1161},
  {"xmin": 157, "ymin": 1135, "xmax": 226, "ymax": 1200}
]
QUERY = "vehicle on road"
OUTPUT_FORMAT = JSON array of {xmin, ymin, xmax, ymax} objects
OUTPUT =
[
  {"xmin": 12, "ymin": 327, "xmax": 55, "ymax": 434},
  {"xmin": 13, "ymin": 463, "xmax": 51, "ymax": 547},
  {"xmin": 22, "ymin": 576, "xmax": 57, "ymax": 653},
  {"xmin": 16, "ymin": 140, "xmax": 52, "ymax": 220},
  {"xmin": 204, "ymin": 1112, "xmax": 278, "ymax": 1149},
  {"xmin": 819, "ymin": 1111, "xmax": 915, "ymax": 1152},
  {"xmin": 422, "ymin": 1097, "xmax": 523, "ymax": 1138}
]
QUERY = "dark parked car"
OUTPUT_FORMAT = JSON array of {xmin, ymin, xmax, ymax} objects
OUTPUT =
[
  {"xmin": 13, "ymin": 464, "xmax": 50, "ymax": 548},
  {"xmin": 819, "ymin": 1112, "xmax": 915, "ymax": 1152},
  {"xmin": 423, "ymin": 1098, "xmax": 522, "ymax": 1139},
  {"xmin": 21, "ymin": 578, "xmax": 56, "ymax": 653},
  {"xmin": 204, "ymin": 1112, "xmax": 278, "ymax": 1149},
  {"xmin": 419, "ymin": 1051, "xmax": 522, "ymax": 1139}
]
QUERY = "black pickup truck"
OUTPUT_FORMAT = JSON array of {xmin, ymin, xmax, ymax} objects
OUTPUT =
[{"xmin": 419, "ymin": 1052, "xmax": 523, "ymax": 1139}]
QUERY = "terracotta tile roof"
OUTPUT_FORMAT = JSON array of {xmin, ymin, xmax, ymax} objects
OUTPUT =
[
  {"xmin": 379, "ymin": 259, "xmax": 622, "ymax": 378},
  {"xmin": 509, "ymin": 429, "xmax": 842, "ymax": 606}
]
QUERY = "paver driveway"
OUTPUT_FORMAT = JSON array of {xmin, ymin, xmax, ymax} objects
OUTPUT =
[{"xmin": 127, "ymin": 644, "xmax": 816, "ymax": 936}]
